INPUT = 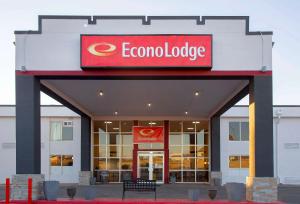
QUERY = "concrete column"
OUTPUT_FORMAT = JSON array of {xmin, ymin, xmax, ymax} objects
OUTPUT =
[
  {"xmin": 79, "ymin": 115, "xmax": 91, "ymax": 185},
  {"xmin": 164, "ymin": 120, "xmax": 169, "ymax": 183},
  {"xmin": 247, "ymin": 76, "xmax": 277, "ymax": 202},
  {"xmin": 210, "ymin": 116, "xmax": 222, "ymax": 186},
  {"xmin": 14, "ymin": 75, "xmax": 44, "ymax": 200}
]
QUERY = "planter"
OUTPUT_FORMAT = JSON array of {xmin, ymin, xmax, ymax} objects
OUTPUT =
[
  {"xmin": 66, "ymin": 187, "xmax": 76, "ymax": 200},
  {"xmin": 43, "ymin": 181, "xmax": 59, "ymax": 200},
  {"xmin": 83, "ymin": 186, "xmax": 96, "ymax": 200},
  {"xmin": 208, "ymin": 189, "xmax": 217, "ymax": 200},
  {"xmin": 170, "ymin": 176, "xmax": 176, "ymax": 184},
  {"xmin": 225, "ymin": 182, "xmax": 245, "ymax": 201}
]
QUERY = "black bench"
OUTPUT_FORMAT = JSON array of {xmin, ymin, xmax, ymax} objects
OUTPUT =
[{"xmin": 122, "ymin": 179, "xmax": 157, "ymax": 200}]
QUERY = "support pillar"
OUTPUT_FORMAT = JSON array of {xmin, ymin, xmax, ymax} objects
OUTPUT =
[
  {"xmin": 247, "ymin": 76, "xmax": 277, "ymax": 202},
  {"xmin": 79, "ymin": 115, "xmax": 91, "ymax": 185},
  {"xmin": 210, "ymin": 116, "xmax": 221, "ymax": 186},
  {"xmin": 14, "ymin": 75, "xmax": 44, "ymax": 200},
  {"xmin": 164, "ymin": 120, "xmax": 169, "ymax": 183}
]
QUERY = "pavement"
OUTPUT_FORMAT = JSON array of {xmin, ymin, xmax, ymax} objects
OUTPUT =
[{"xmin": 0, "ymin": 183, "xmax": 299, "ymax": 203}]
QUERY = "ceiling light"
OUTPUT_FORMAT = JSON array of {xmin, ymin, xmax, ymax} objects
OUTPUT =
[
  {"xmin": 147, "ymin": 103, "xmax": 152, "ymax": 107},
  {"xmin": 99, "ymin": 91, "xmax": 104, "ymax": 96},
  {"xmin": 113, "ymin": 127, "xmax": 119, "ymax": 130},
  {"xmin": 193, "ymin": 121, "xmax": 200, "ymax": 124},
  {"xmin": 187, "ymin": 127, "xmax": 194, "ymax": 130},
  {"xmin": 104, "ymin": 121, "xmax": 112, "ymax": 124},
  {"xmin": 114, "ymin": 111, "xmax": 118, "ymax": 115},
  {"xmin": 194, "ymin": 91, "xmax": 200, "ymax": 96},
  {"xmin": 149, "ymin": 122, "xmax": 156, "ymax": 125},
  {"xmin": 185, "ymin": 111, "xmax": 188, "ymax": 115}
]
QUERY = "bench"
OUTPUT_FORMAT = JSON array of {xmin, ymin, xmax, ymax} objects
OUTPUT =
[{"xmin": 122, "ymin": 179, "xmax": 157, "ymax": 200}]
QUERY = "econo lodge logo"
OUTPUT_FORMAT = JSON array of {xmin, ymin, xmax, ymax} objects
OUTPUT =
[
  {"xmin": 87, "ymin": 42, "xmax": 117, "ymax": 57},
  {"xmin": 87, "ymin": 41, "xmax": 207, "ymax": 61},
  {"xmin": 81, "ymin": 35, "xmax": 212, "ymax": 68}
]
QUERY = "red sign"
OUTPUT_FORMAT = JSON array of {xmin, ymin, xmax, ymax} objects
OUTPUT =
[
  {"xmin": 81, "ymin": 35, "xmax": 212, "ymax": 68},
  {"xmin": 133, "ymin": 126, "xmax": 164, "ymax": 143}
]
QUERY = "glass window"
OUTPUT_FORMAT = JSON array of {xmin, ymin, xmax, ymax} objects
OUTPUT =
[
  {"xmin": 169, "ymin": 171, "xmax": 182, "ymax": 182},
  {"xmin": 241, "ymin": 156, "xmax": 249, "ymax": 168},
  {"xmin": 196, "ymin": 158, "xmax": 209, "ymax": 170},
  {"xmin": 108, "ymin": 171, "xmax": 119, "ymax": 182},
  {"xmin": 138, "ymin": 121, "xmax": 163, "ymax": 126},
  {"xmin": 196, "ymin": 146, "xmax": 208, "ymax": 157},
  {"xmin": 169, "ymin": 146, "xmax": 182, "ymax": 157},
  {"xmin": 183, "ymin": 171, "xmax": 195, "ymax": 182},
  {"xmin": 151, "ymin": 143, "xmax": 164, "ymax": 149},
  {"xmin": 62, "ymin": 126, "xmax": 73, "ymax": 140},
  {"xmin": 229, "ymin": 122, "xmax": 240, "ymax": 141},
  {"xmin": 94, "ymin": 158, "xmax": 106, "ymax": 170},
  {"xmin": 62, "ymin": 155, "xmax": 73, "ymax": 166},
  {"xmin": 94, "ymin": 146, "xmax": 106, "ymax": 157},
  {"xmin": 196, "ymin": 171, "xmax": 209, "ymax": 182},
  {"xmin": 121, "ymin": 121, "xmax": 133, "ymax": 132},
  {"xmin": 196, "ymin": 131, "xmax": 208, "ymax": 145},
  {"xmin": 121, "ymin": 158, "xmax": 132, "ymax": 170},
  {"xmin": 169, "ymin": 121, "xmax": 182, "ymax": 132},
  {"xmin": 99, "ymin": 132, "xmax": 106, "ymax": 145},
  {"xmin": 50, "ymin": 155, "xmax": 61, "ymax": 166},
  {"xmin": 183, "ymin": 134, "xmax": 195, "ymax": 145},
  {"xmin": 106, "ymin": 121, "xmax": 120, "ymax": 132},
  {"xmin": 241, "ymin": 122, "xmax": 249, "ymax": 141},
  {"xmin": 121, "ymin": 146, "xmax": 133, "ymax": 158},
  {"xmin": 122, "ymin": 134, "xmax": 133, "ymax": 145},
  {"xmin": 107, "ymin": 158, "xmax": 119, "ymax": 170},
  {"xmin": 182, "ymin": 146, "xmax": 195, "ymax": 157},
  {"xmin": 183, "ymin": 158, "xmax": 195, "ymax": 170},
  {"xmin": 169, "ymin": 133, "xmax": 182, "ymax": 145},
  {"xmin": 107, "ymin": 133, "xmax": 120, "ymax": 145},
  {"xmin": 50, "ymin": 122, "xmax": 62, "ymax": 141},
  {"xmin": 108, "ymin": 145, "xmax": 120, "ymax": 157},
  {"xmin": 169, "ymin": 157, "xmax": 182, "ymax": 170},
  {"xmin": 229, "ymin": 155, "xmax": 241, "ymax": 168}
]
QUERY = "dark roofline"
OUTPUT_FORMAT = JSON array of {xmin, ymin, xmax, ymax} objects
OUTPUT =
[{"xmin": 14, "ymin": 15, "xmax": 273, "ymax": 36}]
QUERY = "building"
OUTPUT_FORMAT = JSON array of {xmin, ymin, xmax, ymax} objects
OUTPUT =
[{"xmin": 12, "ymin": 15, "xmax": 276, "ymax": 201}]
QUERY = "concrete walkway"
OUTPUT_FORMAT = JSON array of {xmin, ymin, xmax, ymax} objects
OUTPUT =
[{"xmin": 1, "ymin": 183, "xmax": 300, "ymax": 203}]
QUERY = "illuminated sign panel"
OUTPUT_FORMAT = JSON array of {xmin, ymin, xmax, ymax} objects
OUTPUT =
[{"xmin": 81, "ymin": 35, "xmax": 212, "ymax": 68}]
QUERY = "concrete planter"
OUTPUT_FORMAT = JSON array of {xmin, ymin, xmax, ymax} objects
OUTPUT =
[
  {"xmin": 43, "ymin": 181, "xmax": 59, "ymax": 200},
  {"xmin": 225, "ymin": 182, "xmax": 245, "ymax": 201},
  {"xmin": 66, "ymin": 186, "xmax": 77, "ymax": 200}
]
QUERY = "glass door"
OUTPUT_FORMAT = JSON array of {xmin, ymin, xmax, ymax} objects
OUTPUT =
[{"xmin": 138, "ymin": 151, "xmax": 164, "ymax": 183}]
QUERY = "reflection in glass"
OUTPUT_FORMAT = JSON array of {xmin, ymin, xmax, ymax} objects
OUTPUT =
[
  {"xmin": 94, "ymin": 158, "xmax": 106, "ymax": 170},
  {"xmin": 241, "ymin": 156, "xmax": 249, "ymax": 168},
  {"xmin": 121, "ymin": 146, "xmax": 133, "ymax": 158},
  {"xmin": 169, "ymin": 171, "xmax": 182, "ymax": 182},
  {"xmin": 169, "ymin": 121, "xmax": 182, "ymax": 132},
  {"xmin": 229, "ymin": 122, "xmax": 240, "ymax": 141},
  {"xmin": 183, "ymin": 171, "xmax": 195, "ymax": 182},
  {"xmin": 169, "ymin": 157, "xmax": 182, "ymax": 170},
  {"xmin": 121, "ymin": 158, "xmax": 132, "ymax": 170},
  {"xmin": 196, "ymin": 158, "xmax": 209, "ymax": 170},
  {"xmin": 108, "ymin": 171, "xmax": 119, "ymax": 182},
  {"xmin": 196, "ymin": 146, "xmax": 208, "ymax": 157},
  {"xmin": 62, "ymin": 155, "xmax": 73, "ymax": 166},
  {"xmin": 196, "ymin": 171, "xmax": 209, "ymax": 182},
  {"xmin": 182, "ymin": 146, "xmax": 195, "ymax": 157},
  {"xmin": 107, "ymin": 158, "xmax": 119, "ymax": 170},
  {"xmin": 183, "ymin": 134, "xmax": 195, "ymax": 145},
  {"xmin": 50, "ymin": 155, "xmax": 61, "ymax": 166},
  {"xmin": 108, "ymin": 145, "xmax": 120, "ymax": 157},
  {"xmin": 169, "ymin": 146, "xmax": 182, "ymax": 157},
  {"xmin": 169, "ymin": 133, "xmax": 182, "ymax": 145},
  {"xmin": 241, "ymin": 122, "xmax": 249, "ymax": 141},
  {"xmin": 229, "ymin": 156, "xmax": 240, "ymax": 168},
  {"xmin": 183, "ymin": 158, "xmax": 195, "ymax": 170}
]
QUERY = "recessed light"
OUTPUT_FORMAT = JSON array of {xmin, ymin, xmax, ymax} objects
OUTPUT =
[
  {"xmin": 187, "ymin": 127, "xmax": 194, "ymax": 130},
  {"xmin": 193, "ymin": 121, "xmax": 200, "ymax": 124},
  {"xmin": 99, "ymin": 91, "xmax": 104, "ymax": 96},
  {"xmin": 185, "ymin": 111, "xmax": 188, "ymax": 115},
  {"xmin": 194, "ymin": 91, "xmax": 200, "ymax": 96},
  {"xmin": 149, "ymin": 122, "xmax": 156, "ymax": 125},
  {"xmin": 104, "ymin": 121, "xmax": 112, "ymax": 124},
  {"xmin": 113, "ymin": 127, "xmax": 119, "ymax": 130},
  {"xmin": 147, "ymin": 103, "xmax": 152, "ymax": 107},
  {"xmin": 114, "ymin": 111, "xmax": 118, "ymax": 115}
]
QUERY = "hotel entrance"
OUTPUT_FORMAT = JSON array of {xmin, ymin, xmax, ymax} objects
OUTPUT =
[{"xmin": 138, "ymin": 151, "xmax": 164, "ymax": 183}]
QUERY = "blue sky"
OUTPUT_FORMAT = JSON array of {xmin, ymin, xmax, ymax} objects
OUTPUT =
[{"xmin": 0, "ymin": 0, "xmax": 299, "ymax": 105}]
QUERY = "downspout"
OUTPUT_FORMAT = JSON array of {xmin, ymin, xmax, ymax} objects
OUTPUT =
[{"xmin": 274, "ymin": 109, "xmax": 282, "ymax": 183}]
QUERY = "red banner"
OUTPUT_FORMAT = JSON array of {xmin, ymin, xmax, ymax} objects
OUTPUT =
[
  {"xmin": 133, "ymin": 126, "xmax": 164, "ymax": 143},
  {"xmin": 81, "ymin": 35, "xmax": 212, "ymax": 68}
]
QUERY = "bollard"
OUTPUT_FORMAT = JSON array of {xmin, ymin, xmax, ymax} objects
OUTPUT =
[
  {"xmin": 5, "ymin": 178, "xmax": 10, "ymax": 204},
  {"xmin": 28, "ymin": 177, "xmax": 32, "ymax": 204}
]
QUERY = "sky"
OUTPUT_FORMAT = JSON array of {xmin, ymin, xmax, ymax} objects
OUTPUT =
[{"xmin": 0, "ymin": 0, "xmax": 299, "ymax": 105}]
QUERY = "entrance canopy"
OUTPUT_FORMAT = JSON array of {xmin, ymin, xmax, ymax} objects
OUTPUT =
[{"xmin": 41, "ymin": 79, "xmax": 248, "ymax": 118}]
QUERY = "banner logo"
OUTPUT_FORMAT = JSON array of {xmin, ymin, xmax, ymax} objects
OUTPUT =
[
  {"xmin": 87, "ymin": 42, "xmax": 117, "ymax": 57},
  {"xmin": 133, "ymin": 126, "xmax": 164, "ymax": 143}
]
